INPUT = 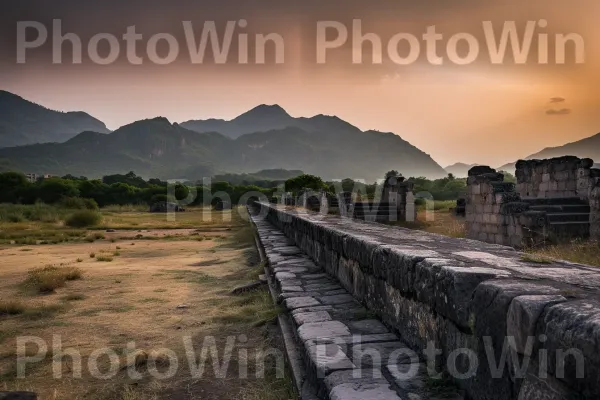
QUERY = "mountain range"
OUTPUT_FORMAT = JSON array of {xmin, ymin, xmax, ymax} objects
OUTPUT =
[
  {"xmin": 1, "ymin": 90, "xmax": 599, "ymax": 181},
  {"xmin": 0, "ymin": 90, "xmax": 109, "ymax": 148},
  {"xmin": 497, "ymin": 132, "xmax": 600, "ymax": 172},
  {"xmin": 0, "ymin": 94, "xmax": 447, "ymax": 181}
]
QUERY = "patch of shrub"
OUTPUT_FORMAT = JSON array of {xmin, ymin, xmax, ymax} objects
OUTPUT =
[
  {"xmin": 24, "ymin": 266, "xmax": 83, "ymax": 293},
  {"xmin": 65, "ymin": 210, "xmax": 101, "ymax": 227},
  {"xmin": 96, "ymin": 256, "xmax": 114, "ymax": 262},
  {"xmin": 63, "ymin": 293, "xmax": 86, "ymax": 301},
  {"xmin": 0, "ymin": 301, "xmax": 25, "ymax": 316},
  {"xmin": 22, "ymin": 304, "xmax": 66, "ymax": 320},
  {"xmin": 58, "ymin": 197, "xmax": 99, "ymax": 210}
]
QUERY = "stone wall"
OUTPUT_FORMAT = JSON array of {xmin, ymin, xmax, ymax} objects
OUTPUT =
[
  {"xmin": 515, "ymin": 156, "xmax": 593, "ymax": 199},
  {"xmin": 254, "ymin": 202, "xmax": 600, "ymax": 400},
  {"xmin": 465, "ymin": 167, "xmax": 548, "ymax": 248},
  {"xmin": 591, "ymin": 184, "xmax": 600, "ymax": 240}
]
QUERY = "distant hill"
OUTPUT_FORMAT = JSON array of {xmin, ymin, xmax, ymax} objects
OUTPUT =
[
  {"xmin": 181, "ymin": 105, "xmax": 446, "ymax": 180},
  {"xmin": 212, "ymin": 169, "xmax": 304, "ymax": 185},
  {"xmin": 444, "ymin": 163, "xmax": 481, "ymax": 177},
  {"xmin": 0, "ymin": 90, "xmax": 109, "ymax": 148},
  {"xmin": 498, "ymin": 132, "xmax": 600, "ymax": 172},
  {"xmin": 0, "ymin": 108, "xmax": 447, "ymax": 180}
]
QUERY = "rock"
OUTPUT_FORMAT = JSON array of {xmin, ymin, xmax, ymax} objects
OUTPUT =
[
  {"xmin": 231, "ymin": 281, "xmax": 263, "ymax": 295},
  {"xmin": 176, "ymin": 304, "xmax": 189, "ymax": 309}
]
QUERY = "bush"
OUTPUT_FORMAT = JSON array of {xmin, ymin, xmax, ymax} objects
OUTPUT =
[
  {"xmin": 65, "ymin": 210, "xmax": 101, "ymax": 227},
  {"xmin": 24, "ymin": 266, "xmax": 83, "ymax": 293},
  {"xmin": 59, "ymin": 197, "xmax": 99, "ymax": 210},
  {"xmin": 0, "ymin": 301, "xmax": 25, "ymax": 316}
]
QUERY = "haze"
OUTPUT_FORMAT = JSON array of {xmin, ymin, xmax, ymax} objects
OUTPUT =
[{"xmin": 2, "ymin": 0, "xmax": 600, "ymax": 167}]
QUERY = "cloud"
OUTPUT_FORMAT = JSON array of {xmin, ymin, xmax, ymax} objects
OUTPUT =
[
  {"xmin": 546, "ymin": 108, "xmax": 572, "ymax": 115},
  {"xmin": 549, "ymin": 97, "xmax": 566, "ymax": 103}
]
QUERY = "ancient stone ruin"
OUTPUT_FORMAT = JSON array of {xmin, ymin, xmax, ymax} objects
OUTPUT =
[
  {"xmin": 251, "ymin": 200, "xmax": 600, "ymax": 400},
  {"xmin": 290, "ymin": 175, "xmax": 417, "ymax": 224},
  {"xmin": 466, "ymin": 156, "xmax": 600, "ymax": 248}
]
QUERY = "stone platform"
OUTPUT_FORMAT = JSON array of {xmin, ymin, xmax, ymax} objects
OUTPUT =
[{"xmin": 252, "ymin": 203, "xmax": 600, "ymax": 400}]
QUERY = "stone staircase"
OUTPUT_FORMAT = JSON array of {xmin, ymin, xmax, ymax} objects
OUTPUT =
[{"xmin": 524, "ymin": 197, "xmax": 591, "ymax": 239}]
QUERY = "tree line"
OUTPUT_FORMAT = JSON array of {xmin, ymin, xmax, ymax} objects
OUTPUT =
[{"xmin": 0, "ymin": 170, "xmax": 496, "ymax": 208}]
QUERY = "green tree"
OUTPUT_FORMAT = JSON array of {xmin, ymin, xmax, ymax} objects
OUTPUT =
[
  {"xmin": 0, "ymin": 172, "xmax": 29, "ymax": 203},
  {"xmin": 285, "ymin": 174, "xmax": 327, "ymax": 195},
  {"xmin": 38, "ymin": 178, "xmax": 80, "ymax": 203}
]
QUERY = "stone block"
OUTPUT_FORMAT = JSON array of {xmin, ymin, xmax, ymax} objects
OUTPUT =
[
  {"xmin": 539, "ymin": 300, "xmax": 600, "ymax": 397},
  {"xmin": 542, "ymin": 173, "xmax": 550, "ymax": 182},
  {"xmin": 507, "ymin": 295, "xmax": 566, "ymax": 355},
  {"xmin": 293, "ymin": 311, "xmax": 333, "ymax": 326},
  {"xmin": 299, "ymin": 321, "xmax": 352, "ymax": 342},
  {"xmin": 329, "ymin": 382, "xmax": 401, "ymax": 400}
]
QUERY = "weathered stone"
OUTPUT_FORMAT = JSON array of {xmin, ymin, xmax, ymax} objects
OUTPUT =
[
  {"xmin": 293, "ymin": 311, "xmax": 332, "ymax": 326},
  {"xmin": 507, "ymin": 295, "xmax": 566, "ymax": 355},
  {"xmin": 253, "ymin": 202, "xmax": 600, "ymax": 400},
  {"xmin": 274, "ymin": 272, "xmax": 296, "ymax": 281},
  {"xmin": 347, "ymin": 319, "xmax": 389, "ymax": 335},
  {"xmin": 329, "ymin": 382, "xmax": 401, "ymax": 400},
  {"xmin": 298, "ymin": 321, "xmax": 351, "ymax": 342},
  {"xmin": 305, "ymin": 342, "xmax": 355, "ymax": 378},
  {"xmin": 538, "ymin": 300, "xmax": 600, "ymax": 398},
  {"xmin": 284, "ymin": 297, "xmax": 321, "ymax": 310},
  {"xmin": 280, "ymin": 285, "xmax": 304, "ymax": 292},
  {"xmin": 518, "ymin": 367, "xmax": 581, "ymax": 400},
  {"xmin": 319, "ymin": 294, "xmax": 356, "ymax": 305}
]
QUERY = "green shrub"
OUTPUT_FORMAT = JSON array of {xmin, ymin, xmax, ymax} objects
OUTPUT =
[
  {"xmin": 65, "ymin": 210, "xmax": 101, "ymax": 227},
  {"xmin": 59, "ymin": 197, "xmax": 99, "ymax": 210}
]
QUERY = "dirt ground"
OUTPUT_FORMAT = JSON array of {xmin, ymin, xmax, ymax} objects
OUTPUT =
[{"xmin": 0, "ymin": 210, "xmax": 294, "ymax": 400}]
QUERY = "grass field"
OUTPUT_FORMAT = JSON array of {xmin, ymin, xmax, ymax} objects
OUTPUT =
[
  {"xmin": 392, "ymin": 201, "xmax": 466, "ymax": 238},
  {"xmin": 0, "ymin": 206, "xmax": 295, "ymax": 400}
]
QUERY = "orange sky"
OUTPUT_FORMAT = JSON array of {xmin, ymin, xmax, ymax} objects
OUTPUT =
[{"xmin": 1, "ymin": 0, "xmax": 600, "ymax": 167}]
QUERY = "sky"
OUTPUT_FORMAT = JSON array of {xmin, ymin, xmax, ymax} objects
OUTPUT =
[{"xmin": 1, "ymin": 0, "xmax": 600, "ymax": 167}]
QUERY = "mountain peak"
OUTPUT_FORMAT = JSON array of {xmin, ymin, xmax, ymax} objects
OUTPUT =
[{"xmin": 234, "ymin": 104, "xmax": 291, "ymax": 121}]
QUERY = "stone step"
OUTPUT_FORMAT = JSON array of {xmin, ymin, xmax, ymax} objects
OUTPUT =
[
  {"xmin": 549, "ymin": 221, "xmax": 591, "ymax": 238},
  {"xmin": 529, "ymin": 204, "xmax": 591, "ymax": 214},
  {"xmin": 546, "ymin": 212, "xmax": 590, "ymax": 223},
  {"xmin": 523, "ymin": 197, "xmax": 588, "ymax": 206}
]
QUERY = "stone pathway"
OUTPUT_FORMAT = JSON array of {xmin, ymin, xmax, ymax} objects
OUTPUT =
[{"xmin": 253, "ymin": 215, "xmax": 464, "ymax": 400}]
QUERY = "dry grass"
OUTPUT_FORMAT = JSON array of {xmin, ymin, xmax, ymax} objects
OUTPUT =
[
  {"xmin": 0, "ymin": 207, "xmax": 294, "ymax": 399},
  {"xmin": 525, "ymin": 240, "xmax": 600, "ymax": 267},
  {"xmin": 0, "ymin": 301, "xmax": 25, "ymax": 316},
  {"xmin": 393, "ymin": 208, "xmax": 466, "ymax": 238},
  {"xmin": 23, "ymin": 266, "xmax": 83, "ymax": 293}
]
